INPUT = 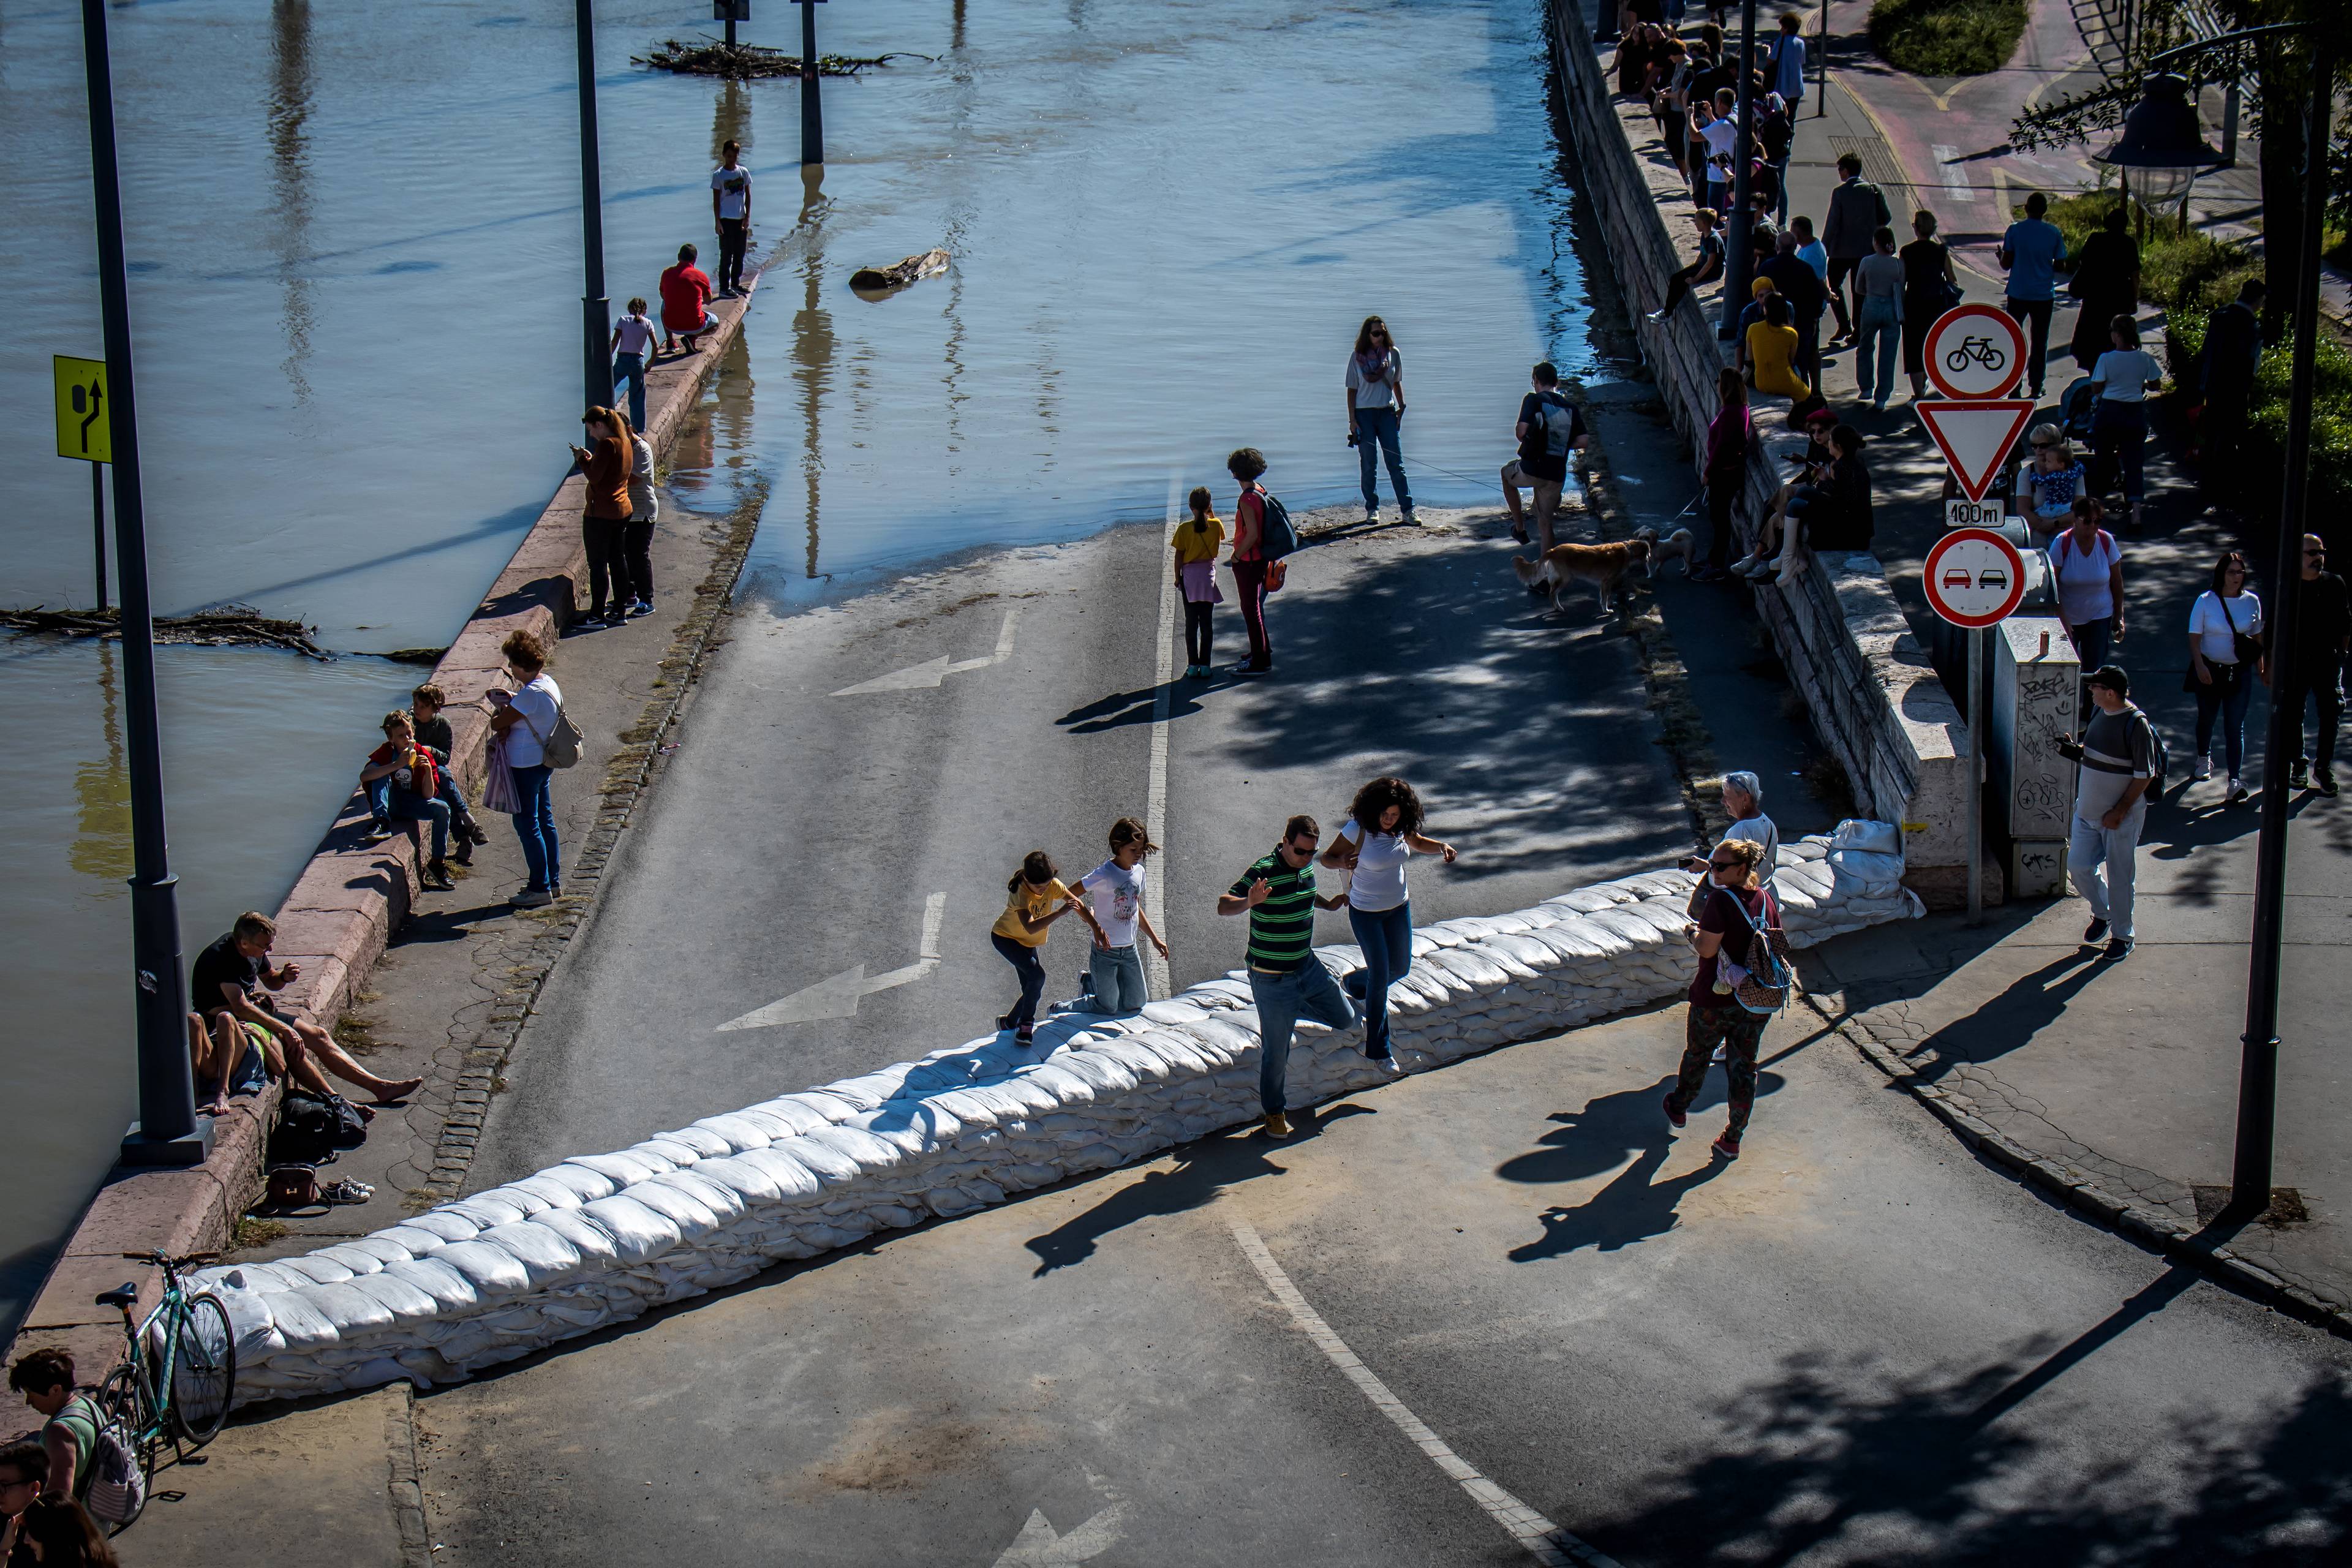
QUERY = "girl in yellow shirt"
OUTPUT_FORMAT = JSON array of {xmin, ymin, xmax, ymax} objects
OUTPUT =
[
  {"xmin": 992, "ymin": 850, "xmax": 1104, "ymax": 1044},
  {"xmin": 1744, "ymin": 295, "xmax": 1812, "ymax": 406},
  {"xmin": 1172, "ymin": 486, "xmax": 1226, "ymax": 679}
]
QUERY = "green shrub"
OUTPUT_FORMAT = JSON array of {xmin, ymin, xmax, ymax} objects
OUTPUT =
[{"xmin": 1868, "ymin": 0, "xmax": 2029, "ymax": 76}]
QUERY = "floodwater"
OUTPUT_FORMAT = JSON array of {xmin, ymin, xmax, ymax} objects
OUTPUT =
[{"xmin": 0, "ymin": 0, "xmax": 1606, "ymax": 1329}]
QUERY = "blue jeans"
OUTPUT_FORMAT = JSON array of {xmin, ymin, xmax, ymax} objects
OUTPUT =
[
  {"xmin": 1343, "ymin": 902, "xmax": 1412, "ymax": 1058},
  {"xmin": 1856, "ymin": 298, "xmax": 1901, "ymax": 404},
  {"xmin": 992, "ymin": 933, "xmax": 1047, "ymax": 1028},
  {"xmin": 509, "ymin": 763, "xmax": 558, "ymax": 892},
  {"xmin": 2193, "ymin": 665, "xmax": 2256, "ymax": 778},
  {"xmin": 2093, "ymin": 399, "xmax": 2148, "ymax": 501},
  {"xmin": 385, "ymin": 789, "xmax": 450, "ymax": 862},
  {"xmin": 1354, "ymin": 405, "xmax": 1411, "ymax": 513},
  {"xmin": 370, "ymin": 772, "xmax": 472, "ymax": 824},
  {"xmin": 1248, "ymin": 962, "xmax": 1358, "ymax": 1115},
  {"xmin": 1770, "ymin": 154, "xmax": 1793, "ymax": 224},
  {"xmin": 612, "ymin": 351, "xmax": 647, "ymax": 434},
  {"xmin": 1087, "ymin": 943, "xmax": 1150, "ymax": 1014}
]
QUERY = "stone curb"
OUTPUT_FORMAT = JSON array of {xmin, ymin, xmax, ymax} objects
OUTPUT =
[
  {"xmin": 1820, "ymin": 998, "xmax": 2352, "ymax": 1341},
  {"xmin": 192, "ymin": 843, "xmax": 1922, "ymax": 1408},
  {"xmin": 4, "ymin": 275, "xmax": 769, "ymax": 1381}
]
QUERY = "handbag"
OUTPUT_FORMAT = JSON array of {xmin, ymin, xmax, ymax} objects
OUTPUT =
[{"xmin": 481, "ymin": 733, "xmax": 521, "ymax": 814}]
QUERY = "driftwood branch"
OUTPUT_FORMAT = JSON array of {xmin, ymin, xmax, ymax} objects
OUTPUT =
[
  {"xmin": 632, "ymin": 38, "xmax": 931, "ymax": 79},
  {"xmin": 0, "ymin": 605, "xmax": 330, "ymax": 660}
]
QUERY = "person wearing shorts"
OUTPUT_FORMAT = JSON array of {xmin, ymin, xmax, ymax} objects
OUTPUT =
[{"xmin": 1501, "ymin": 360, "xmax": 1588, "ymax": 553}]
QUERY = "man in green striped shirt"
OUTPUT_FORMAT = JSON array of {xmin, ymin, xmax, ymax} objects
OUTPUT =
[{"xmin": 1220, "ymin": 814, "xmax": 1354, "ymax": 1136}]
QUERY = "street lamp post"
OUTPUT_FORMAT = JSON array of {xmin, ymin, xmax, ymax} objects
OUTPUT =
[
  {"xmin": 1718, "ymin": 0, "xmax": 1760, "ymax": 341},
  {"xmin": 78, "ymin": 0, "xmax": 208, "ymax": 1166},
  {"xmin": 798, "ymin": 0, "xmax": 825, "ymax": 165},
  {"xmin": 576, "ymin": 0, "xmax": 611, "ymax": 417},
  {"xmin": 2106, "ymin": 26, "xmax": 2331, "ymax": 1221}
]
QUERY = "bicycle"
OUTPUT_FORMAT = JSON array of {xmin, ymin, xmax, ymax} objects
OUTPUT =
[{"xmin": 89, "ymin": 1250, "xmax": 239, "ymax": 1528}]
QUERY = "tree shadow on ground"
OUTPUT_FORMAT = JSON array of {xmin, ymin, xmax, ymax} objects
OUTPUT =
[
  {"xmin": 1022, "ymin": 1106, "xmax": 1374, "ymax": 1276},
  {"xmin": 1576, "ymin": 1253, "xmax": 2352, "ymax": 1566}
]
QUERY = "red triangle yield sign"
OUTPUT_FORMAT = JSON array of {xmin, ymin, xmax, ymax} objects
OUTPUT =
[{"xmin": 1917, "ymin": 399, "xmax": 2038, "ymax": 502}]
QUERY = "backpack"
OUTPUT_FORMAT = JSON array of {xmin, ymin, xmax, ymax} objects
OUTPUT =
[
  {"xmin": 2134, "ymin": 705, "xmax": 2169, "ymax": 799},
  {"xmin": 270, "ymin": 1090, "xmax": 367, "ymax": 1166},
  {"xmin": 521, "ymin": 699, "xmax": 584, "ymax": 769},
  {"xmin": 53, "ymin": 1393, "xmax": 145, "ymax": 1528},
  {"xmin": 1712, "ymin": 886, "xmax": 1793, "ymax": 1015},
  {"xmin": 1253, "ymin": 488, "xmax": 1300, "ymax": 562}
]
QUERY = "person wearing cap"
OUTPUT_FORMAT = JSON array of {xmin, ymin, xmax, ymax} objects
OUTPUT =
[
  {"xmin": 2022, "ymin": 424, "xmax": 2087, "ymax": 539},
  {"xmin": 2056, "ymin": 665, "xmax": 2157, "ymax": 960}
]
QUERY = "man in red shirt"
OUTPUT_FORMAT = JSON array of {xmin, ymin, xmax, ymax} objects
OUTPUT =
[{"xmin": 658, "ymin": 243, "xmax": 717, "ymax": 354}]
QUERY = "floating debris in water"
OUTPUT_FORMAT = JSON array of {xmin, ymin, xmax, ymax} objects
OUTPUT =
[
  {"xmin": 1, "ymin": 605, "xmax": 330, "ymax": 659},
  {"xmin": 633, "ymin": 38, "xmax": 930, "ymax": 79},
  {"xmin": 850, "ymin": 248, "xmax": 950, "ymax": 294}
]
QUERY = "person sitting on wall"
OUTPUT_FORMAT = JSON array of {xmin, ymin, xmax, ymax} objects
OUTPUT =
[
  {"xmin": 1729, "ymin": 405, "xmax": 1838, "ymax": 578},
  {"xmin": 191, "ymin": 911, "xmax": 423, "ymax": 1106},
  {"xmin": 186, "ymin": 1010, "xmax": 270, "ymax": 1113},
  {"xmin": 1770, "ymin": 423, "xmax": 1874, "ymax": 586}
]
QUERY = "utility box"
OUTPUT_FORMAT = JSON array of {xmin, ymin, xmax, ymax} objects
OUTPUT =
[{"xmin": 1989, "ymin": 615, "xmax": 2079, "ymax": 897}]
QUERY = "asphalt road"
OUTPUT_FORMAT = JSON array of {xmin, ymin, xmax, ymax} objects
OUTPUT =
[
  {"xmin": 473, "ymin": 504, "xmax": 1692, "ymax": 1186},
  {"xmin": 414, "ymin": 995, "xmax": 2352, "ymax": 1567}
]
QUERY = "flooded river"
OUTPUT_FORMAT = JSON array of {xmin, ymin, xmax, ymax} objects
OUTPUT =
[{"xmin": 0, "ymin": 0, "xmax": 1608, "ymax": 1328}]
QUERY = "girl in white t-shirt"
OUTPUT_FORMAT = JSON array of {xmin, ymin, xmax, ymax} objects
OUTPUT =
[
  {"xmin": 1072, "ymin": 816, "xmax": 1170, "ymax": 1015},
  {"xmin": 2187, "ymin": 549, "xmax": 2263, "ymax": 800},
  {"xmin": 1319, "ymin": 775, "xmax": 1457, "ymax": 1066}
]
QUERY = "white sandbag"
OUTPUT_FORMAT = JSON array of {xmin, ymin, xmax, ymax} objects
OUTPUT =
[
  {"xmin": 1585, "ymin": 908, "xmax": 1663, "ymax": 946},
  {"xmin": 1140, "ymin": 998, "xmax": 1210, "ymax": 1025},
  {"xmin": 575, "ymin": 1196, "xmax": 684, "ymax": 1264},
  {"xmin": 1545, "ymin": 888, "xmax": 1626, "ymax": 913},
  {"xmin": 1829, "ymin": 848, "xmax": 1905, "ymax": 886},
  {"xmin": 533, "ymin": 1163, "xmax": 619, "ymax": 1202},
  {"xmin": 829, "ymin": 1066, "xmax": 913, "ymax": 1105},
  {"xmin": 800, "ymin": 1124, "xmax": 905, "ymax": 1170},
  {"xmin": 259, "ymin": 1288, "xmax": 341, "ymax": 1349},
  {"xmin": 1053, "ymin": 1052, "xmax": 1139, "ymax": 1095},
  {"xmin": 1020, "ymin": 1061, "xmax": 1098, "ymax": 1104},
  {"xmin": 344, "ymin": 1270, "xmax": 443, "ymax": 1320},
  {"xmin": 275, "ymin": 1255, "xmax": 356, "ymax": 1287},
  {"xmin": 475, "ymin": 1221, "xmax": 586, "ymax": 1287},
  {"xmin": 780, "ymin": 1090, "xmax": 862, "ymax": 1123},
  {"xmin": 650, "ymin": 1127, "xmax": 731, "ymax": 1159},
  {"xmin": 339, "ymin": 1235, "xmax": 420, "ymax": 1267},
  {"xmin": 1830, "ymin": 818, "xmax": 1902, "ymax": 856},
  {"xmin": 310, "ymin": 1244, "xmax": 388, "ymax": 1278},
  {"xmin": 526, "ymin": 1208, "xmax": 624, "ymax": 1268},
  {"xmin": 505, "ymin": 1172, "xmax": 594, "ymax": 1211},
  {"xmin": 639, "ymin": 1169, "xmax": 744, "ymax": 1226},
  {"xmin": 445, "ymin": 1193, "xmax": 534, "ymax": 1231},
  {"xmin": 769, "ymin": 1135, "xmax": 863, "ymax": 1186},
  {"xmin": 744, "ymin": 1097, "xmax": 835, "ymax": 1137},
  {"xmin": 208, "ymin": 1284, "xmax": 285, "ymax": 1359},
  {"xmin": 692, "ymin": 1112, "xmax": 780, "ymax": 1153},
  {"xmin": 381, "ymin": 1257, "xmax": 481, "ymax": 1314},
  {"xmin": 431, "ymin": 1240, "xmax": 534, "ymax": 1297},
  {"xmin": 568, "ymin": 1150, "xmax": 670, "ymax": 1185},
  {"xmin": 399, "ymin": 1210, "xmax": 481, "ymax": 1245}
]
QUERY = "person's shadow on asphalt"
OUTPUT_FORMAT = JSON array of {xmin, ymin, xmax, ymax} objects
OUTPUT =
[
  {"xmin": 1494, "ymin": 1074, "xmax": 1779, "ymax": 1260},
  {"xmin": 1023, "ymin": 1105, "xmax": 1373, "ymax": 1276}
]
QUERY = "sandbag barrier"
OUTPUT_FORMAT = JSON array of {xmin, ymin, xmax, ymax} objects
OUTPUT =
[{"xmin": 197, "ymin": 839, "xmax": 1920, "ymax": 1405}]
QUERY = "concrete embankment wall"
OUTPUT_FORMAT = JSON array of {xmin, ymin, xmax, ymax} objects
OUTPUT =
[
  {"xmin": 6, "ymin": 279, "xmax": 763, "ymax": 1385},
  {"xmin": 195, "ymin": 840, "xmax": 1921, "ymax": 1406},
  {"xmin": 1545, "ymin": 0, "xmax": 1978, "ymax": 905}
]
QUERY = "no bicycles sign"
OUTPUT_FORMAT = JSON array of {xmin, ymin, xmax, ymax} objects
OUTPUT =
[{"xmin": 1923, "ymin": 303, "xmax": 2026, "ymax": 401}]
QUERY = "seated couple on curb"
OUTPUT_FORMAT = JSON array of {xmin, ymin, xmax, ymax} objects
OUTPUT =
[
  {"xmin": 190, "ymin": 911, "xmax": 423, "ymax": 1109},
  {"xmin": 363, "ymin": 683, "xmax": 488, "ymax": 891}
]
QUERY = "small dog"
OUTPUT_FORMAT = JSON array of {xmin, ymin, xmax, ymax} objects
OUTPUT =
[
  {"xmin": 1645, "ymin": 527, "xmax": 1697, "ymax": 576},
  {"xmin": 1512, "ymin": 538, "xmax": 1650, "ymax": 617}
]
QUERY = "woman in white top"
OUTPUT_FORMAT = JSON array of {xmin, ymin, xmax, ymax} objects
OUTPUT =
[
  {"xmin": 1320, "ymin": 775, "xmax": 1457, "ymax": 1065},
  {"xmin": 2049, "ymin": 496, "xmax": 2125, "ymax": 674},
  {"xmin": 2089, "ymin": 314, "xmax": 2163, "ymax": 533},
  {"xmin": 608, "ymin": 296, "xmax": 658, "ymax": 436},
  {"xmin": 2187, "ymin": 549, "xmax": 2263, "ymax": 802},
  {"xmin": 488, "ymin": 628, "xmax": 566, "ymax": 907},
  {"xmin": 1345, "ymin": 317, "xmax": 1416, "ymax": 526}
]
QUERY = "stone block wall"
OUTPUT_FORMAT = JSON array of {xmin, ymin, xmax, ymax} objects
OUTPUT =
[{"xmin": 197, "ymin": 840, "xmax": 1921, "ymax": 1406}]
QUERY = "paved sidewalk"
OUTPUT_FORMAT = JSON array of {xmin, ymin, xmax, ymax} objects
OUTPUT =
[{"xmin": 1705, "ymin": 3, "xmax": 2352, "ymax": 1322}]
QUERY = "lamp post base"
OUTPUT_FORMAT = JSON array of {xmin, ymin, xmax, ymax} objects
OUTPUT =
[{"xmin": 119, "ymin": 1117, "xmax": 214, "ymax": 1168}]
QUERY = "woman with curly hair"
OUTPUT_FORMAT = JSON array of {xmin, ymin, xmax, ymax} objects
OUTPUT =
[{"xmin": 1320, "ymin": 775, "xmax": 1457, "ymax": 1067}]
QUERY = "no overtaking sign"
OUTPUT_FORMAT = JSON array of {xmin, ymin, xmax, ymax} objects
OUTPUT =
[{"xmin": 1924, "ymin": 527, "xmax": 2026, "ymax": 628}]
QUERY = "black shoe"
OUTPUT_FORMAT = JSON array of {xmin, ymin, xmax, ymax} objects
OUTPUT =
[
  {"xmin": 2289, "ymin": 761, "xmax": 2310, "ymax": 790},
  {"xmin": 2082, "ymin": 917, "xmax": 2109, "ymax": 945},
  {"xmin": 2103, "ymin": 936, "xmax": 2135, "ymax": 960},
  {"xmin": 2318, "ymin": 772, "xmax": 2340, "ymax": 798}
]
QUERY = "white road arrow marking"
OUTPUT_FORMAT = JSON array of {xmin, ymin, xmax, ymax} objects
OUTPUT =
[
  {"xmin": 831, "ymin": 608, "xmax": 1021, "ymax": 695},
  {"xmin": 990, "ymin": 1504, "xmax": 1126, "ymax": 1567},
  {"xmin": 715, "ymin": 892, "xmax": 946, "ymax": 1031}
]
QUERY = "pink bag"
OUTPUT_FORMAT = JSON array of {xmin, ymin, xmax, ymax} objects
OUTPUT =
[{"xmin": 480, "ymin": 734, "xmax": 520, "ymax": 816}]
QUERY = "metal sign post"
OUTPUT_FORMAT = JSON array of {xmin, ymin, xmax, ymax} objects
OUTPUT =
[
  {"xmin": 797, "ymin": 0, "xmax": 826, "ymax": 165},
  {"xmin": 1926, "ymin": 527, "xmax": 2029, "ymax": 929},
  {"xmin": 55, "ymin": 353, "xmax": 113, "ymax": 609}
]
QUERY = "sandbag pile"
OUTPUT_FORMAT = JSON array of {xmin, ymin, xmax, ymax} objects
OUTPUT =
[{"xmin": 197, "ymin": 838, "xmax": 1917, "ymax": 1405}]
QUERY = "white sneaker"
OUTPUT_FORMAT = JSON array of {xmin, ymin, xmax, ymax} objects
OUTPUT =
[
  {"xmin": 1710, "ymin": 1044, "xmax": 1728, "ymax": 1064},
  {"xmin": 2193, "ymin": 755, "xmax": 2214, "ymax": 781}
]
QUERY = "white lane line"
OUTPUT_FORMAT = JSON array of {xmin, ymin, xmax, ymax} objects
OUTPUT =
[
  {"xmin": 1932, "ymin": 145, "xmax": 1980, "ymax": 205},
  {"xmin": 715, "ymin": 892, "xmax": 946, "ymax": 1030},
  {"xmin": 1143, "ymin": 472, "xmax": 1178, "ymax": 999},
  {"xmin": 1229, "ymin": 1221, "xmax": 1624, "ymax": 1568},
  {"xmin": 831, "ymin": 608, "xmax": 1020, "ymax": 695}
]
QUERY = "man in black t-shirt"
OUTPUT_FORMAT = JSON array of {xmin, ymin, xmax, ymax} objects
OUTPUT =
[
  {"xmin": 2264, "ymin": 534, "xmax": 2352, "ymax": 795},
  {"xmin": 192, "ymin": 911, "xmax": 423, "ymax": 1104},
  {"xmin": 1500, "ymin": 361, "xmax": 1588, "ymax": 555}
]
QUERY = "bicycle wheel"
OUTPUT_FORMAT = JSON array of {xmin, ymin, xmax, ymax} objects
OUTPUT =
[
  {"xmin": 168, "ymin": 1292, "xmax": 237, "ymax": 1446},
  {"xmin": 94, "ymin": 1363, "xmax": 153, "ymax": 1532}
]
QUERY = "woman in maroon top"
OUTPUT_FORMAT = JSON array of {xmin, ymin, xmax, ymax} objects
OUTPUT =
[
  {"xmin": 570, "ymin": 407, "xmax": 636, "ymax": 625},
  {"xmin": 1699, "ymin": 366, "xmax": 1753, "ymax": 581},
  {"xmin": 1226, "ymin": 447, "xmax": 1274, "ymax": 674},
  {"xmin": 1662, "ymin": 836, "xmax": 1777, "ymax": 1158}
]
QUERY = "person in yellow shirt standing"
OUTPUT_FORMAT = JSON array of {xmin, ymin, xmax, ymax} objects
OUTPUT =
[
  {"xmin": 1172, "ymin": 486, "xmax": 1226, "ymax": 679},
  {"xmin": 992, "ymin": 851, "xmax": 1105, "ymax": 1045}
]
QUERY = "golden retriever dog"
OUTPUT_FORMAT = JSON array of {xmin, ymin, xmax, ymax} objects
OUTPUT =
[{"xmin": 1512, "ymin": 538, "xmax": 1649, "ymax": 617}]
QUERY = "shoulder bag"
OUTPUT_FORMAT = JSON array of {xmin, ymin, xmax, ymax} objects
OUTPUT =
[{"xmin": 518, "ymin": 688, "xmax": 584, "ymax": 769}]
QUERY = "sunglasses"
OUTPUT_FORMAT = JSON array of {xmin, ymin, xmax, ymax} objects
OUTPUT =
[{"xmin": 1708, "ymin": 858, "xmax": 1741, "ymax": 870}]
